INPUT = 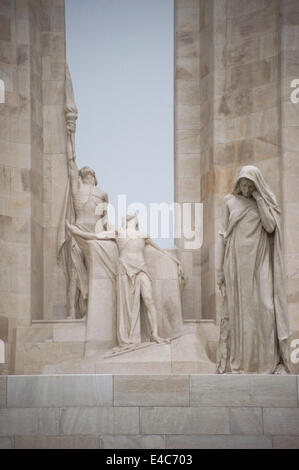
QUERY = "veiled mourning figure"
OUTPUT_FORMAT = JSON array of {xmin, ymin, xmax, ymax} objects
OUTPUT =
[{"xmin": 216, "ymin": 165, "xmax": 290, "ymax": 374}]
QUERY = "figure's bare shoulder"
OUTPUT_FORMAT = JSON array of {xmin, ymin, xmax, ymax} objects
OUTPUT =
[
  {"xmin": 100, "ymin": 190, "xmax": 108, "ymax": 202},
  {"xmin": 224, "ymin": 193, "xmax": 233, "ymax": 203},
  {"xmin": 222, "ymin": 194, "xmax": 235, "ymax": 214},
  {"xmin": 223, "ymin": 194, "xmax": 233, "ymax": 208},
  {"xmin": 139, "ymin": 231, "xmax": 148, "ymax": 239}
]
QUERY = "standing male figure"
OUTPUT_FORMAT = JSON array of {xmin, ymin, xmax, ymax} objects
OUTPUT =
[{"xmin": 58, "ymin": 65, "xmax": 108, "ymax": 319}]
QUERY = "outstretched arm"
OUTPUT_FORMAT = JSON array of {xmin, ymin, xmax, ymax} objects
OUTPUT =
[
  {"xmin": 252, "ymin": 191, "xmax": 276, "ymax": 233},
  {"xmin": 145, "ymin": 238, "xmax": 180, "ymax": 265},
  {"xmin": 145, "ymin": 238, "xmax": 185, "ymax": 286},
  {"xmin": 66, "ymin": 222, "xmax": 116, "ymax": 240}
]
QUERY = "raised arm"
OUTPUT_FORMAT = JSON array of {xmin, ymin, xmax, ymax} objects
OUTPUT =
[
  {"xmin": 68, "ymin": 140, "xmax": 79, "ymax": 194},
  {"xmin": 252, "ymin": 191, "xmax": 276, "ymax": 233},
  {"xmin": 65, "ymin": 64, "xmax": 79, "ymax": 194}
]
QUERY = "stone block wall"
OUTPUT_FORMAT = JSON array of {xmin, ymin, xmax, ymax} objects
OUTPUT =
[
  {"xmin": 199, "ymin": 0, "xmax": 215, "ymax": 319},
  {"xmin": 0, "ymin": 0, "xmax": 68, "ymax": 367},
  {"xmin": 174, "ymin": 0, "xmax": 202, "ymax": 321},
  {"xmin": 280, "ymin": 0, "xmax": 299, "ymax": 332},
  {"xmin": 212, "ymin": 0, "xmax": 282, "ymax": 320},
  {"xmin": 174, "ymin": 0, "xmax": 215, "ymax": 321},
  {"xmin": 12, "ymin": 321, "xmax": 86, "ymax": 375},
  {"xmin": 30, "ymin": 0, "xmax": 68, "ymax": 321},
  {"xmin": 40, "ymin": 0, "xmax": 68, "ymax": 320},
  {"xmin": 0, "ymin": 374, "xmax": 298, "ymax": 449},
  {"xmin": 0, "ymin": 0, "xmax": 33, "ymax": 374},
  {"xmin": 175, "ymin": 0, "xmax": 299, "ymax": 329}
]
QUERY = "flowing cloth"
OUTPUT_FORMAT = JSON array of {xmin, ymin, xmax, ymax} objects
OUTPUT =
[
  {"xmin": 116, "ymin": 239, "xmax": 151, "ymax": 346},
  {"xmin": 116, "ymin": 238, "xmax": 184, "ymax": 347},
  {"xmin": 216, "ymin": 166, "xmax": 290, "ymax": 374},
  {"xmin": 64, "ymin": 227, "xmax": 184, "ymax": 348},
  {"xmin": 57, "ymin": 180, "xmax": 88, "ymax": 317}
]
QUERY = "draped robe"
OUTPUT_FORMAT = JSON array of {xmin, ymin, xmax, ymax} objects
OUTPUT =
[{"xmin": 216, "ymin": 166, "xmax": 290, "ymax": 374}]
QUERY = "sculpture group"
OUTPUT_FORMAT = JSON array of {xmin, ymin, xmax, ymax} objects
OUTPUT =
[
  {"xmin": 58, "ymin": 66, "xmax": 290, "ymax": 372},
  {"xmin": 57, "ymin": 66, "xmax": 184, "ymax": 355}
]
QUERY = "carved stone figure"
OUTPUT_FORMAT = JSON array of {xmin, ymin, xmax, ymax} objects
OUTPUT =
[
  {"xmin": 216, "ymin": 165, "xmax": 290, "ymax": 374},
  {"xmin": 116, "ymin": 213, "xmax": 183, "ymax": 347},
  {"xmin": 67, "ymin": 212, "xmax": 184, "ymax": 350},
  {"xmin": 57, "ymin": 66, "xmax": 108, "ymax": 319}
]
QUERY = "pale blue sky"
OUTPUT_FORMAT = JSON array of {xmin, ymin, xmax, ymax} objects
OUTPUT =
[{"xmin": 65, "ymin": 0, "xmax": 174, "ymax": 247}]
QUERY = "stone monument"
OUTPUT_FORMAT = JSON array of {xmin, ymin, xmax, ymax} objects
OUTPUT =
[
  {"xmin": 0, "ymin": 0, "xmax": 297, "ymax": 378},
  {"xmin": 0, "ymin": 0, "xmax": 298, "ymax": 450}
]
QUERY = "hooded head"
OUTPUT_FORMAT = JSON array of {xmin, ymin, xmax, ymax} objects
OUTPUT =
[{"xmin": 233, "ymin": 165, "xmax": 279, "ymax": 213}]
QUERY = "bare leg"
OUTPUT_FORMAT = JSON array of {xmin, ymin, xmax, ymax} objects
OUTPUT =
[{"xmin": 140, "ymin": 273, "xmax": 168, "ymax": 343}]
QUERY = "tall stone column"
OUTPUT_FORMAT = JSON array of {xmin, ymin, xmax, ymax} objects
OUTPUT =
[
  {"xmin": 0, "ymin": 0, "xmax": 33, "ymax": 373},
  {"xmin": 0, "ymin": 0, "xmax": 68, "ymax": 372},
  {"xmin": 280, "ymin": 0, "xmax": 299, "ymax": 333},
  {"xmin": 40, "ymin": 0, "xmax": 68, "ymax": 320},
  {"xmin": 174, "ymin": 0, "xmax": 297, "ymax": 325},
  {"xmin": 174, "ymin": 0, "xmax": 202, "ymax": 321},
  {"xmin": 174, "ymin": 0, "xmax": 216, "ymax": 321}
]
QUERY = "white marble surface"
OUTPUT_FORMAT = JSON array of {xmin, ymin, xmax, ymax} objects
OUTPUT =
[
  {"xmin": 0, "ymin": 374, "xmax": 298, "ymax": 449},
  {"xmin": 190, "ymin": 375, "xmax": 298, "ymax": 407}
]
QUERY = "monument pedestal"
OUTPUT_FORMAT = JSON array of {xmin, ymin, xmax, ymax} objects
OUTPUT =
[{"xmin": 0, "ymin": 373, "xmax": 298, "ymax": 449}]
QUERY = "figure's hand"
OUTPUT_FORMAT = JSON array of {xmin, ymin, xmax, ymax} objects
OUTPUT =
[
  {"xmin": 217, "ymin": 271, "xmax": 224, "ymax": 285},
  {"xmin": 178, "ymin": 263, "xmax": 184, "ymax": 282},
  {"xmin": 96, "ymin": 232, "xmax": 106, "ymax": 239},
  {"xmin": 252, "ymin": 190, "xmax": 261, "ymax": 201},
  {"xmin": 66, "ymin": 120, "xmax": 76, "ymax": 134},
  {"xmin": 96, "ymin": 230, "xmax": 116, "ymax": 240},
  {"xmin": 220, "ymin": 284, "xmax": 226, "ymax": 297},
  {"xmin": 217, "ymin": 271, "xmax": 226, "ymax": 296},
  {"xmin": 105, "ymin": 230, "xmax": 116, "ymax": 238},
  {"xmin": 66, "ymin": 220, "xmax": 72, "ymax": 230},
  {"xmin": 66, "ymin": 221, "xmax": 79, "ymax": 235}
]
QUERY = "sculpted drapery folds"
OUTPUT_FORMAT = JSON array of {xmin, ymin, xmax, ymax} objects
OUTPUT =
[
  {"xmin": 57, "ymin": 65, "xmax": 108, "ymax": 319},
  {"xmin": 66, "ymin": 213, "xmax": 184, "ymax": 349},
  {"xmin": 216, "ymin": 165, "xmax": 290, "ymax": 374},
  {"xmin": 115, "ymin": 213, "xmax": 184, "ymax": 347}
]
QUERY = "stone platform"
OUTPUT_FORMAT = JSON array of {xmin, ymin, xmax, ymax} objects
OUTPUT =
[
  {"xmin": 0, "ymin": 374, "xmax": 298, "ymax": 449},
  {"xmin": 11, "ymin": 321, "xmax": 218, "ymax": 375}
]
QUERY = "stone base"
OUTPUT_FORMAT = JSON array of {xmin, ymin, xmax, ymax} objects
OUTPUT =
[
  {"xmin": 0, "ymin": 374, "xmax": 298, "ymax": 449},
  {"xmin": 10, "ymin": 321, "xmax": 218, "ymax": 375},
  {"xmin": 10, "ymin": 321, "xmax": 299, "ymax": 375},
  {"xmin": 43, "ymin": 322, "xmax": 218, "ymax": 374}
]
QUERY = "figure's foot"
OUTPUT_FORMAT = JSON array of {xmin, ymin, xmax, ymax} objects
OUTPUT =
[
  {"xmin": 151, "ymin": 335, "xmax": 170, "ymax": 344},
  {"xmin": 67, "ymin": 314, "xmax": 75, "ymax": 320},
  {"xmin": 274, "ymin": 363, "xmax": 288, "ymax": 375}
]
